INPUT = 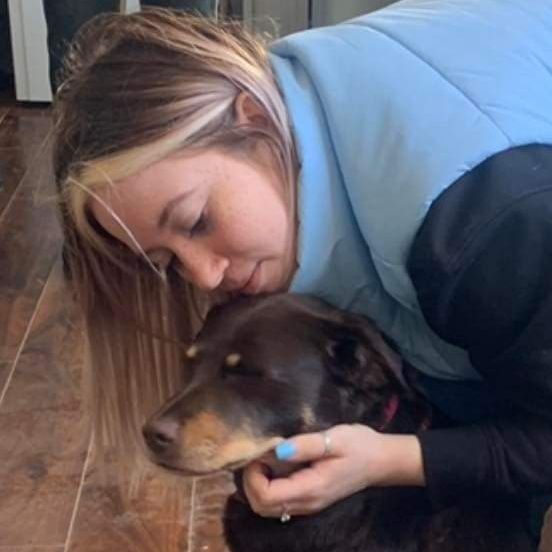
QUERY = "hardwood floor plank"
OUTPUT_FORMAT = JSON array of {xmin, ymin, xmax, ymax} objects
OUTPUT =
[
  {"xmin": 67, "ymin": 467, "xmax": 193, "ymax": 552},
  {"xmin": 0, "ymin": 107, "xmax": 50, "ymax": 151},
  {"xmin": 0, "ymin": 546, "xmax": 63, "ymax": 552},
  {"xmin": 0, "ymin": 146, "xmax": 36, "ymax": 219},
  {"xmin": 0, "ymin": 107, "xmax": 52, "ymax": 219},
  {"xmin": 191, "ymin": 473, "xmax": 234, "ymax": 552},
  {"xmin": 0, "ymin": 107, "xmax": 9, "ymax": 126},
  {"xmin": 0, "ymin": 108, "xmax": 61, "ymax": 393},
  {"xmin": 0, "ymin": 261, "xmax": 88, "ymax": 547}
]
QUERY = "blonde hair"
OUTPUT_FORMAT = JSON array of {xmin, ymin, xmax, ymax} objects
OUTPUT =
[{"xmin": 53, "ymin": 8, "xmax": 298, "ymax": 478}]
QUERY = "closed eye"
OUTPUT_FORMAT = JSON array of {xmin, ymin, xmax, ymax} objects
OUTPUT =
[
  {"xmin": 190, "ymin": 212, "xmax": 208, "ymax": 237},
  {"xmin": 222, "ymin": 360, "xmax": 262, "ymax": 378}
]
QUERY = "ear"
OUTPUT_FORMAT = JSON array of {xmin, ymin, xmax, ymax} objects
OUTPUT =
[
  {"xmin": 326, "ymin": 331, "xmax": 360, "ymax": 368},
  {"xmin": 324, "ymin": 315, "xmax": 407, "ymax": 391},
  {"xmin": 344, "ymin": 313, "xmax": 408, "ymax": 389},
  {"xmin": 234, "ymin": 92, "xmax": 270, "ymax": 127},
  {"xmin": 290, "ymin": 293, "xmax": 408, "ymax": 389},
  {"xmin": 325, "ymin": 326, "xmax": 386, "ymax": 391}
]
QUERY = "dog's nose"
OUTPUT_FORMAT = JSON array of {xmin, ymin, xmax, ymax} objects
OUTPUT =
[{"xmin": 143, "ymin": 417, "xmax": 180, "ymax": 455}]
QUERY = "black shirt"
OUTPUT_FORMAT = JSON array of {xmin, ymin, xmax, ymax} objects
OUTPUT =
[{"xmin": 408, "ymin": 144, "xmax": 552, "ymax": 508}]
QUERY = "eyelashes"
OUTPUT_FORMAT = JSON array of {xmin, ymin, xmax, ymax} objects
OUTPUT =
[
  {"xmin": 190, "ymin": 212, "xmax": 208, "ymax": 237},
  {"xmin": 147, "ymin": 210, "xmax": 210, "ymax": 274}
]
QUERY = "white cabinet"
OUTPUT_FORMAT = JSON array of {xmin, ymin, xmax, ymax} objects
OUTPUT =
[
  {"xmin": 8, "ymin": 0, "xmax": 51, "ymax": 102},
  {"xmin": 7, "ymin": 0, "xmax": 140, "ymax": 102}
]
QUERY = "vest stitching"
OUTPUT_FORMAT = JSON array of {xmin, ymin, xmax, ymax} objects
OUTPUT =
[{"xmin": 355, "ymin": 22, "xmax": 514, "ymax": 147}]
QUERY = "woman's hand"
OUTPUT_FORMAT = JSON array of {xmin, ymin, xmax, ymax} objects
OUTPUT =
[{"xmin": 243, "ymin": 424, "xmax": 425, "ymax": 518}]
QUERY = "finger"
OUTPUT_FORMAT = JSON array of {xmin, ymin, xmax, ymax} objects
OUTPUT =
[
  {"xmin": 243, "ymin": 461, "xmax": 271, "ymax": 507},
  {"xmin": 258, "ymin": 492, "xmax": 333, "ymax": 519},
  {"xmin": 243, "ymin": 462, "xmax": 299, "ymax": 518},
  {"xmin": 243, "ymin": 459, "xmax": 307, "ymax": 508},
  {"xmin": 244, "ymin": 461, "xmax": 337, "ymax": 518},
  {"xmin": 242, "ymin": 494, "xmax": 326, "ymax": 520},
  {"xmin": 281, "ymin": 497, "xmax": 330, "ymax": 517},
  {"xmin": 275, "ymin": 430, "xmax": 336, "ymax": 464},
  {"xmin": 266, "ymin": 463, "xmax": 330, "ymax": 501},
  {"xmin": 249, "ymin": 462, "xmax": 334, "ymax": 508}
]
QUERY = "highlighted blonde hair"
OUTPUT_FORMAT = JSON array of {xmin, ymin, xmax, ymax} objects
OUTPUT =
[{"xmin": 53, "ymin": 8, "xmax": 298, "ymax": 478}]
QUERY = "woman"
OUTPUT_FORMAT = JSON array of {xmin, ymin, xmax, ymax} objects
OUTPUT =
[{"xmin": 53, "ymin": 0, "xmax": 552, "ymax": 535}]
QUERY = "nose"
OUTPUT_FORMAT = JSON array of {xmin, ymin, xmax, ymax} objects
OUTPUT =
[
  {"xmin": 143, "ymin": 416, "xmax": 180, "ymax": 457},
  {"xmin": 175, "ymin": 244, "xmax": 229, "ymax": 291}
]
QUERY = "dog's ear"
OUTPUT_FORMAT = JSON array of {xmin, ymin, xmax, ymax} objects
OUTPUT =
[{"xmin": 324, "ymin": 312, "xmax": 407, "ymax": 391}]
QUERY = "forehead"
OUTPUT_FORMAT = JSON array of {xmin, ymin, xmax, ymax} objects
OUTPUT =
[
  {"xmin": 200, "ymin": 300, "xmax": 324, "ymax": 356},
  {"xmin": 89, "ymin": 152, "xmax": 213, "ymax": 246}
]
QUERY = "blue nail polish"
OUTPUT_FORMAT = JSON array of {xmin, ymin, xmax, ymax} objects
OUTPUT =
[{"xmin": 276, "ymin": 441, "xmax": 296, "ymax": 461}]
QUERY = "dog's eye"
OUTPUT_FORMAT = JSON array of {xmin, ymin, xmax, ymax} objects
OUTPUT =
[
  {"xmin": 222, "ymin": 359, "xmax": 260, "ymax": 378},
  {"xmin": 221, "ymin": 353, "xmax": 263, "ymax": 378},
  {"xmin": 223, "ymin": 364, "xmax": 261, "ymax": 378}
]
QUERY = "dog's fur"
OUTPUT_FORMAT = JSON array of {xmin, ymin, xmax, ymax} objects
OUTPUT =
[{"xmin": 143, "ymin": 294, "xmax": 533, "ymax": 552}]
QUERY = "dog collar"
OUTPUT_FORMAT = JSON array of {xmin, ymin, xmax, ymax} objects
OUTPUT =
[{"xmin": 380, "ymin": 394, "xmax": 400, "ymax": 431}]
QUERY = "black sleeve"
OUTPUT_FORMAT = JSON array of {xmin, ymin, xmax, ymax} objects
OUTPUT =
[{"xmin": 407, "ymin": 144, "xmax": 552, "ymax": 508}]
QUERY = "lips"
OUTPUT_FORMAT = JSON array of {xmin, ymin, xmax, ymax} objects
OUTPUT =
[
  {"xmin": 240, "ymin": 263, "xmax": 261, "ymax": 295},
  {"xmin": 222, "ymin": 264, "xmax": 261, "ymax": 295}
]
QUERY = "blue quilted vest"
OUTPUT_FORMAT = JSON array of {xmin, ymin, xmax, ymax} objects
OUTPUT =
[{"xmin": 270, "ymin": 0, "xmax": 552, "ymax": 380}]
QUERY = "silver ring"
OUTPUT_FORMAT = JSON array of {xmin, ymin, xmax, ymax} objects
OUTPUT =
[
  {"xmin": 280, "ymin": 504, "xmax": 291, "ymax": 523},
  {"xmin": 322, "ymin": 430, "xmax": 332, "ymax": 457}
]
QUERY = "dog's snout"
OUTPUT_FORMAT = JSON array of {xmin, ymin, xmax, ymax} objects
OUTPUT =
[{"xmin": 143, "ymin": 417, "xmax": 180, "ymax": 455}]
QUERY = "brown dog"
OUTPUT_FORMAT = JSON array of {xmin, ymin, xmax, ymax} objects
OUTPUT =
[{"xmin": 143, "ymin": 293, "xmax": 534, "ymax": 552}]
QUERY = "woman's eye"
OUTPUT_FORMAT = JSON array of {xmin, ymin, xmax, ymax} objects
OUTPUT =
[{"xmin": 190, "ymin": 212, "xmax": 207, "ymax": 237}]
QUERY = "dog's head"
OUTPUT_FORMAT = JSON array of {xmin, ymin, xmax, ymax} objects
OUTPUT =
[{"xmin": 143, "ymin": 294, "xmax": 429, "ymax": 476}]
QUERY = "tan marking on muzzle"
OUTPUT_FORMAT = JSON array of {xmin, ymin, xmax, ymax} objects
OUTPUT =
[
  {"xmin": 181, "ymin": 411, "xmax": 227, "ymax": 451},
  {"xmin": 218, "ymin": 434, "xmax": 283, "ymax": 470},
  {"xmin": 225, "ymin": 353, "xmax": 241, "ymax": 367},
  {"xmin": 179, "ymin": 411, "xmax": 283, "ymax": 473},
  {"xmin": 186, "ymin": 344, "xmax": 199, "ymax": 359}
]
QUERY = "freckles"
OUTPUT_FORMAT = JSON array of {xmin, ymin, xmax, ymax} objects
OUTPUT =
[
  {"xmin": 225, "ymin": 220, "xmax": 257, "ymax": 251},
  {"xmin": 215, "ymin": 212, "xmax": 265, "ymax": 256},
  {"xmin": 213, "ymin": 160, "xmax": 288, "ymax": 254}
]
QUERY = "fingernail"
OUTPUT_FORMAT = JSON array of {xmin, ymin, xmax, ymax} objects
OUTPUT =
[{"xmin": 275, "ymin": 441, "xmax": 296, "ymax": 461}]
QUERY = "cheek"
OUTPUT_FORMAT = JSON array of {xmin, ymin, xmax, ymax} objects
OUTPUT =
[
  {"xmin": 217, "ymin": 193, "xmax": 289, "ymax": 254},
  {"xmin": 253, "ymin": 189, "xmax": 289, "ymax": 245}
]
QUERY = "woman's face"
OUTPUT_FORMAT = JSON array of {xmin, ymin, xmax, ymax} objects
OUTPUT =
[{"xmin": 90, "ymin": 148, "xmax": 294, "ymax": 295}]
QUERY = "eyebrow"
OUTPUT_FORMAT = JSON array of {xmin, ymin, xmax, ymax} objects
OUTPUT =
[{"xmin": 157, "ymin": 191, "xmax": 193, "ymax": 229}]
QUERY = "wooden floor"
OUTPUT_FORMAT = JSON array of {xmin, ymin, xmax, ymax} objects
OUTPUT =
[{"xmin": 0, "ymin": 101, "xmax": 233, "ymax": 552}]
